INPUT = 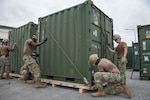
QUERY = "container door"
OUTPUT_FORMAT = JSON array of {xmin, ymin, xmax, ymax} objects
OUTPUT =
[
  {"xmin": 138, "ymin": 26, "xmax": 150, "ymax": 79},
  {"xmin": 89, "ymin": 6, "xmax": 114, "ymax": 85},
  {"xmin": 90, "ymin": 6, "xmax": 114, "ymax": 61},
  {"xmin": 132, "ymin": 43, "xmax": 140, "ymax": 70}
]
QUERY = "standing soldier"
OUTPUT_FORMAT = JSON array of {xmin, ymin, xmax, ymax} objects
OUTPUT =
[
  {"xmin": 23, "ymin": 34, "xmax": 48, "ymax": 88},
  {"xmin": 0, "ymin": 39, "xmax": 16, "ymax": 79},
  {"xmin": 106, "ymin": 34, "xmax": 128, "ymax": 85}
]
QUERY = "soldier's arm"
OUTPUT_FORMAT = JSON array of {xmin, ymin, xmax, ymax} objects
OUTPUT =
[
  {"xmin": 8, "ymin": 43, "xmax": 16, "ymax": 52},
  {"xmin": 30, "ymin": 38, "xmax": 48, "ymax": 47}
]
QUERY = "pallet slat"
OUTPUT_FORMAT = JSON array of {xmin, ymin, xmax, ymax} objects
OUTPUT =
[{"xmin": 10, "ymin": 73, "xmax": 93, "ymax": 93}]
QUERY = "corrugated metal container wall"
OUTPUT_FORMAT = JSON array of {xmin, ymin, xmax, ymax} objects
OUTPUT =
[
  {"xmin": 9, "ymin": 22, "xmax": 38, "ymax": 74},
  {"xmin": 126, "ymin": 47, "xmax": 133, "ymax": 69},
  {"xmin": 137, "ymin": 25, "xmax": 150, "ymax": 80},
  {"xmin": 38, "ymin": 0, "xmax": 114, "ymax": 84},
  {"xmin": 0, "ymin": 39, "xmax": 3, "ymax": 44},
  {"xmin": 132, "ymin": 42, "xmax": 140, "ymax": 70}
]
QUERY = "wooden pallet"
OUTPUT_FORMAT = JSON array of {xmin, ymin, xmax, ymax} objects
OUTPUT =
[
  {"xmin": 10, "ymin": 73, "xmax": 93, "ymax": 93},
  {"xmin": 10, "ymin": 73, "xmax": 22, "ymax": 78},
  {"xmin": 140, "ymin": 76, "xmax": 150, "ymax": 80}
]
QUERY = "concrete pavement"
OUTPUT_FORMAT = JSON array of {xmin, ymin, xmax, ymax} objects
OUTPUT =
[{"xmin": 0, "ymin": 70, "xmax": 150, "ymax": 100}]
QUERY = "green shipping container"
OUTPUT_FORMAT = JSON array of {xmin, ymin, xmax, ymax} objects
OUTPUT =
[
  {"xmin": 132, "ymin": 42, "xmax": 140, "ymax": 70},
  {"xmin": 137, "ymin": 25, "xmax": 150, "ymax": 80},
  {"xmin": 9, "ymin": 22, "xmax": 38, "ymax": 73},
  {"xmin": 38, "ymin": 0, "xmax": 114, "ymax": 84},
  {"xmin": 126, "ymin": 47, "xmax": 133, "ymax": 69}
]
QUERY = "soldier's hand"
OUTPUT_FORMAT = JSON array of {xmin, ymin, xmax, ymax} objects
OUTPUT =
[
  {"xmin": 106, "ymin": 45, "xmax": 111, "ymax": 52},
  {"xmin": 121, "ymin": 57, "xmax": 127, "ymax": 64},
  {"xmin": 106, "ymin": 45, "xmax": 109, "ymax": 49},
  {"xmin": 44, "ymin": 38, "xmax": 48, "ymax": 42},
  {"xmin": 13, "ymin": 43, "xmax": 17, "ymax": 49},
  {"xmin": 14, "ymin": 43, "xmax": 16, "ymax": 46}
]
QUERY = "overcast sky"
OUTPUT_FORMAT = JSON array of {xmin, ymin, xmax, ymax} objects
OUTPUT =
[{"xmin": 1, "ymin": 0, "xmax": 150, "ymax": 46}]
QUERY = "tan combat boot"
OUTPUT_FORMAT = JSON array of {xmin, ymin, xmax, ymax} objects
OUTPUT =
[
  {"xmin": 5, "ymin": 75, "xmax": 13, "ymax": 79},
  {"xmin": 18, "ymin": 77, "xmax": 34, "ymax": 84},
  {"xmin": 91, "ymin": 88, "xmax": 105, "ymax": 97},
  {"xmin": 35, "ymin": 81, "xmax": 46, "ymax": 88},
  {"xmin": 25, "ymin": 80, "xmax": 35, "ymax": 84},
  {"xmin": 117, "ymin": 85, "xmax": 132, "ymax": 99},
  {"xmin": 0, "ymin": 75, "xmax": 5, "ymax": 79},
  {"xmin": 18, "ymin": 77, "xmax": 24, "ymax": 81},
  {"xmin": 18, "ymin": 77, "xmax": 27, "ymax": 83}
]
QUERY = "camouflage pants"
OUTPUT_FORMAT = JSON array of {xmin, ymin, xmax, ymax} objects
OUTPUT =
[
  {"xmin": 118, "ymin": 59, "xmax": 127, "ymax": 85},
  {"xmin": 94, "ymin": 72, "xmax": 121, "ymax": 94},
  {"xmin": 23, "ymin": 55, "xmax": 41, "ymax": 81},
  {"xmin": 20, "ymin": 70, "xmax": 34, "ymax": 80},
  {"xmin": 0, "ymin": 56, "xmax": 10, "ymax": 76}
]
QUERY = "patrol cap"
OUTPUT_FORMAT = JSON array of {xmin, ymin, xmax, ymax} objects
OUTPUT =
[
  {"xmin": 113, "ymin": 34, "xmax": 121, "ymax": 40},
  {"xmin": 89, "ymin": 54, "xmax": 99, "ymax": 65},
  {"xmin": 32, "ymin": 34, "xmax": 37, "ymax": 40},
  {"xmin": 2, "ymin": 39, "xmax": 8, "ymax": 43}
]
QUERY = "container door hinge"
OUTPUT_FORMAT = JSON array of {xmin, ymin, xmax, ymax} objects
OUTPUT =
[
  {"xmin": 89, "ymin": 29, "xmax": 91, "ymax": 32},
  {"xmin": 89, "ymin": 11, "xmax": 90, "ymax": 15},
  {"xmin": 89, "ymin": 48, "xmax": 91, "ymax": 51}
]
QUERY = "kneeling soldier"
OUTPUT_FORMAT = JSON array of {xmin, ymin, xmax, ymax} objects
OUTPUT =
[{"xmin": 89, "ymin": 54, "xmax": 132, "ymax": 99}]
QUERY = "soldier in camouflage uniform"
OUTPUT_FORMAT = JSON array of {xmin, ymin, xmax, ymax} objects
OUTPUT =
[
  {"xmin": 23, "ymin": 34, "xmax": 48, "ymax": 88},
  {"xmin": 89, "ymin": 54, "xmax": 131, "ymax": 98},
  {"xmin": 0, "ymin": 39, "xmax": 16, "ymax": 79},
  {"xmin": 107, "ymin": 34, "xmax": 128, "ymax": 85},
  {"xmin": 18, "ymin": 64, "xmax": 34, "ymax": 84}
]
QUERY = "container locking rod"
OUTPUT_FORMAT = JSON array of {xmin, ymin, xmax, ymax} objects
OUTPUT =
[{"xmin": 83, "ymin": 77, "xmax": 89, "ymax": 84}]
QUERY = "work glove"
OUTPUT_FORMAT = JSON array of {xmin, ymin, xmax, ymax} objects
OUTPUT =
[
  {"xmin": 121, "ymin": 57, "xmax": 127, "ymax": 64},
  {"xmin": 13, "ymin": 43, "xmax": 17, "ymax": 50},
  {"xmin": 43, "ymin": 38, "xmax": 48, "ymax": 42},
  {"xmin": 14, "ymin": 43, "xmax": 16, "ymax": 45},
  {"xmin": 106, "ymin": 45, "xmax": 112, "ymax": 52}
]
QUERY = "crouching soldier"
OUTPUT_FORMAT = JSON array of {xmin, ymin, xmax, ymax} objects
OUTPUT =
[
  {"xmin": 18, "ymin": 64, "xmax": 34, "ymax": 84},
  {"xmin": 89, "ymin": 54, "xmax": 132, "ymax": 99}
]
